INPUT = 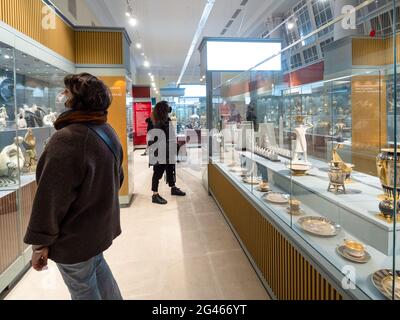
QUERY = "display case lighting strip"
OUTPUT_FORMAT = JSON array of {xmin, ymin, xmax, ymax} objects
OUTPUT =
[{"xmin": 177, "ymin": 0, "xmax": 216, "ymax": 86}]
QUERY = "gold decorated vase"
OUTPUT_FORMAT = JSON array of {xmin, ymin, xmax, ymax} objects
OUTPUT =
[
  {"xmin": 376, "ymin": 149, "xmax": 400, "ymax": 218},
  {"xmin": 376, "ymin": 149, "xmax": 400, "ymax": 199}
]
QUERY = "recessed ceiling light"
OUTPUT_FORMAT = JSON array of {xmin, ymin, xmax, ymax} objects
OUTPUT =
[
  {"xmin": 129, "ymin": 18, "xmax": 138, "ymax": 26},
  {"xmin": 126, "ymin": 12, "xmax": 131, "ymax": 17},
  {"xmin": 141, "ymin": 52, "xmax": 145, "ymax": 56},
  {"xmin": 148, "ymin": 73, "xmax": 152, "ymax": 76},
  {"xmin": 4, "ymin": 55, "xmax": 10, "ymax": 59},
  {"xmin": 136, "ymin": 43, "xmax": 142, "ymax": 49},
  {"xmin": 144, "ymin": 60, "xmax": 150, "ymax": 68},
  {"xmin": 287, "ymin": 22, "xmax": 294, "ymax": 30}
]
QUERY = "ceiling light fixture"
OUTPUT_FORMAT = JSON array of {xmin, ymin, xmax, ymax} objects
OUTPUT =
[
  {"xmin": 129, "ymin": 18, "xmax": 138, "ymax": 26},
  {"xmin": 144, "ymin": 60, "xmax": 150, "ymax": 68},
  {"xmin": 126, "ymin": 0, "xmax": 138, "ymax": 27},
  {"xmin": 136, "ymin": 43, "xmax": 142, "ymax": 49},
  {"xmin": 287, "ymin": 22, "xmax": 294, "ymax": 30},
  {"xmin": 177, "ymin": 0, "xmax": 216, "ymax": 86}
]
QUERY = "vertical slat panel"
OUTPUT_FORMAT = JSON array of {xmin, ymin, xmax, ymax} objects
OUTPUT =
[
  {"xmin": 75, "ymin": 31, "xmax": 123, "ymax": 65},
  {"xmin": 0, "ymin": 192, "xmax": 19, "ymax": 274},
  {"xmin": 0, "ymin": 0, "xmax": 75, "ymax": 61}
]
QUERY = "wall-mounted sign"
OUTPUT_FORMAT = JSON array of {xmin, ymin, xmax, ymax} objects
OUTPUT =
[
  {"xmin": 206, "ymin": 40, "xmax": 282, "ymax": 72},
  {"xmin": 134, "ymin": 101, "xmax": 152, "ymax": 146}
]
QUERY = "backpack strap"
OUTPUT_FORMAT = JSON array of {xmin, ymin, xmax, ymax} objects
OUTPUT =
[{"xmin": 85, "ymin": 124, "xmax": 123, "ymax": 171}]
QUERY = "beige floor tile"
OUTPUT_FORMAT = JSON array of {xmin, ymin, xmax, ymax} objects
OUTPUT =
[
  {"xmin": 196, "ymin": 213, "xmax": 229, "ymax": 231},
  {"xmin": 210, "ymin": 250, "xmax": 261, "ymax": 284},
  {"xmin": 202, "ymin": 226, "xmax": 242, "ymax": 254},
  {"xmin": 219, "ymin": 280, "xmax": 270, "ymax": 300}
]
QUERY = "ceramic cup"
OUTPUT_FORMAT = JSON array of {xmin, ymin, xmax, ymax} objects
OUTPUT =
[{"xmin": 344, "ymin": 240, "xmax": 365, "ymax": 258}]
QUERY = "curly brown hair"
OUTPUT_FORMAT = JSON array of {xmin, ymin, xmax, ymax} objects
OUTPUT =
[
  {"xmin": 64, "ymin": 73, "xmax": 112, "ymax": 111},
  {"xmin": 151, "ymin": 101, "xmax": 170, "ymax": 125}
]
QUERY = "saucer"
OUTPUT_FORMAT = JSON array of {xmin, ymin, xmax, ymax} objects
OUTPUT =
[{"xmin": 336, "ymin": 246, "xmax": 371, "ymax": 264}]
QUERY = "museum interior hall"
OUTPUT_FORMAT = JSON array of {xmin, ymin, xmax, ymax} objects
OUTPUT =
[{"xmin": 0, "ymin": 0, "xmax": 400, "ymax": 301}]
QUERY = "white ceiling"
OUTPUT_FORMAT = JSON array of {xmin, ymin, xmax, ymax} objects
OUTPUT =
[{"xmin": 61, "ymin": 0, "xmax": 297, "ymax": 87}]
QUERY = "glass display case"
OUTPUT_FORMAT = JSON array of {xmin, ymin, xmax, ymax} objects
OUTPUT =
[
  {"xmin": 203, "ymin": 0, "xmax": 399, "ymax": 300},
  {"xmin": 0, "ymin": 39, "xmax": 66, "ymax": 293}
]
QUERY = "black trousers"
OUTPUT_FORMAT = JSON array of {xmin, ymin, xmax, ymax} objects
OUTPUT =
[{"xmin": 152, "ymin": 164, "xmax": 176, "ymax": 192}]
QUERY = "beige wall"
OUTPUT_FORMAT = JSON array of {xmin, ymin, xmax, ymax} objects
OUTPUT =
[{"xmin": 51, "ymin": 0, "xmax": 100, "ymax": 26}]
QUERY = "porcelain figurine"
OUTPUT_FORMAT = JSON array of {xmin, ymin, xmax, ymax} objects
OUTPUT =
[
  {"xmin": 0, "ymin": 137, "xmax": 24, "ymax": 178},
  {"xmin": 23, "ymin": 105, "xmax": 36, "ymax": 127},
  {"xmin": 22, "ymin": 128, "xmax": 37, "ymax": 173},
  {"xmin": 17, "ymin": 108, "xmax": 28, "ymax": 129},
  {"xmin": 293, "ymin": 115, "xmax": 313, "ymax": 165},
  {"xmin": 0, "ymin": 106, "xmax": 8, "ymax": 128},
  {"xmin": 43, "ymin": 112, "xmax": 57, "ymax": 126}
]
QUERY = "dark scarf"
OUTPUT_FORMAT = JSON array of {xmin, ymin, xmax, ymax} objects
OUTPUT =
[{"xmin": 54, "ymin": 110, "xmax": 108, "ymax": 131}]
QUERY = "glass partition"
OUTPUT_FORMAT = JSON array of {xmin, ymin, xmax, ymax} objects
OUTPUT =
[
  {"xmin": 206, "ymin": 0, "xmax": 399, "ymax": 300},
  {"xmin": 0, "ymin": 38, "xmax": 66, "ymax": 293}
]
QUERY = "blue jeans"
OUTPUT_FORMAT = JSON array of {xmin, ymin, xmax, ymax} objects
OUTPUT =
[{"xmin": 57, "ymin": 253, "xmax": 123, "ymax": 300}]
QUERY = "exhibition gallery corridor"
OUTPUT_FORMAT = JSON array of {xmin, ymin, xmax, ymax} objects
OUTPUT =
[{"xmin": 4, "ymin": 150, "xmax": 269, "ymax": 300}]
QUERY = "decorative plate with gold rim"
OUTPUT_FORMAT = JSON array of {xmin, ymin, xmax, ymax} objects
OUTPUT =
[
  {"xmin": 372, "ymin": 269, "xmax": 400, "ymax": 300},
  {"xmin": 336, "ymin": 246, "xmax": 371, "ymax": 264},
  {"xmin": 263, "ymin": 192, "xmax": 290, "ymax": 204},
  {"xmin": 242, "ymin": 176, "xmax": 260, "ymax": 185},
  {"xmin": 297, "ymin": 216, "xmax": 341, "ymax": 237}
]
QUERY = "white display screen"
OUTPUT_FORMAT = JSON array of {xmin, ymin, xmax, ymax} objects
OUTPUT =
[
  {"xmin": 206, "ymin": 41, "xmax": 281, "ymax": 71},
  {"xmin": 180, "ymin": 85, "xmax": 206, "ymax": 97}
]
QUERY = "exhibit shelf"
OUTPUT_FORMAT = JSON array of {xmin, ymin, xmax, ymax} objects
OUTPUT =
[{"xmin": 211, "ymin": 160, "xmax": 399, "ymax": 300}]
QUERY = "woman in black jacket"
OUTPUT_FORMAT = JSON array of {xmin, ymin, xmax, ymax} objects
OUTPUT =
[{"xmin": 148, "ymin": 101, "xmax": 186, "ymax": 205}]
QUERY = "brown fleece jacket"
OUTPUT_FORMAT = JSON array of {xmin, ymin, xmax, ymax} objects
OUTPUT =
[{"xmin": 24, "ymin": 123, "xmax": 124, "ymax": 264}]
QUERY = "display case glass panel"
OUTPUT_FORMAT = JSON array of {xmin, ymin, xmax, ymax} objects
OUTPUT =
[
  {"xmin": 206, "ymin": 0, "xmax": 399, "ymax": 300},
  {"xmin": 0, "ymin": 37, "xmax": 67, "ymax": 292}
]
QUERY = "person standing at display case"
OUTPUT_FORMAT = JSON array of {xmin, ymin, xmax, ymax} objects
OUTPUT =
[
  {"xmin": 228, "ymin": 103, "xmax": 241, "ymax": 123},
  {"xmin": 148, "ymin": 101, "xmax": 186, "ymax": 205},
  {"xmin": 23, "ymin": 73, "xmax": 124, "ymax": 300},
  {"xmin": 246, "ymin": 100, "xmax": 258, "ymax": 130}
]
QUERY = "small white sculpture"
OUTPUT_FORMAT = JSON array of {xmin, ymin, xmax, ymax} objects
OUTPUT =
[
  {"xmin": 293, "ymin": 116, "xmax": 313, "ymax": 165},
  {"xmin": 43, "ymin": 112, "xmax": 57, "ymax": 126},
  {"xmin": 0, "ymin": 137, "xmax": 25, "ymax": 177},
  {"xmin": 17, "ymin": 108, "xmax": 28, "ymax": 129},
  {"xmin": 0, "ymin": 106, "xmax": 8, "ymax": 128}
]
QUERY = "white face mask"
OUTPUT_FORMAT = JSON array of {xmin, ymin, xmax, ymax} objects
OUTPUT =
[
  {"xmin": 56, "ymin": 93, "xmax": 69, "ymax": 105},
  {"xmin": 55, "ymin": 92, "xmax": 71, "ymax": 113}
]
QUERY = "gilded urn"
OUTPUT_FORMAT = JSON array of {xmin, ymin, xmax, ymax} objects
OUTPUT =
[
  {"xmin": 327, "ymin": 161, "xmax": 346, "ymax": 194},
  {"xmin": 376, "ymin": 148, "xmax": 400, "ymax": 217}
]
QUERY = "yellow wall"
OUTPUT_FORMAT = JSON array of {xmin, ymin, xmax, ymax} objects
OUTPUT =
[
  {"xmin": 0, "ymin": 0, "xmax": 126, "ymax": 65},
  {"xmin": 351, "ymin": 75, "xmax": 387, "ymax": 175},
  {"xmin": 352, "ymin": 35, "xmax": 400, "ymax": 66},
  {"xmin": 0, "ymin": 0, "xmax": 75, "ymax": 62},
  {"xmin": 75, "ymin": 31, "xmax": 123, "ymax": 65},
  {"xmin": 101, "ymin": 76, "xmax": 129, "ymax": 197}
]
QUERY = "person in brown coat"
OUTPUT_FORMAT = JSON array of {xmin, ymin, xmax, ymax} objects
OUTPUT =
[{"xmin": 24, "ymin": 73, "xmax": 124, "ymax": 300}]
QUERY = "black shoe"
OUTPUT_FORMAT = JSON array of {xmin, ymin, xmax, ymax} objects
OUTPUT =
[
  {"xmin": 152, "ymin": 194, "xmax": 168, "ymax": 205},
  {"xmin": 171, "ymin": 187, "xmax": 186, "ymax": 196}
]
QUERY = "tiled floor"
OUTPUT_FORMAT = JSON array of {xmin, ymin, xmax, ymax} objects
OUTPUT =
[{"xmin": 5, "ymin": 149, "xmax": 269, "ymax": 300}]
